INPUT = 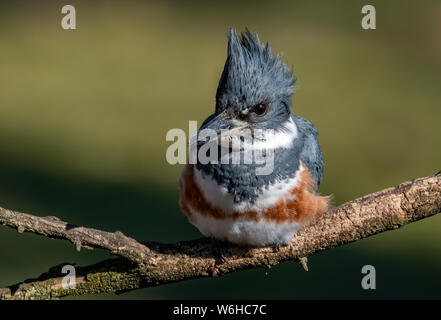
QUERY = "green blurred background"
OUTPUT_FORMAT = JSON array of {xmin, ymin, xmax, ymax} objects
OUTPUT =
[{"xmin": 0, "ymin": 0, "xmax": 440, "ymax": 299}]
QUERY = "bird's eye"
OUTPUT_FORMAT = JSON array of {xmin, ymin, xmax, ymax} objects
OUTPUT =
[{"xmin": 252, "ymin": 103, "xmax": 268, "ymax": 116}]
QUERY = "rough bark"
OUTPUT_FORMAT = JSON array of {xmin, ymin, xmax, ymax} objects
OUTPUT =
[{"xmin": 0, "ymin": 172, "xmax": 440, "ymax": 300}]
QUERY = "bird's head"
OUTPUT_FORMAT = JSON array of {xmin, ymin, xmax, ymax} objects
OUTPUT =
[{"xmin": 201, "ymin": 28, "xmax": 296, "ymax": 135}]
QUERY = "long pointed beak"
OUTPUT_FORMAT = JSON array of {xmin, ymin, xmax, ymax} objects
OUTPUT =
[
  {"xmin": 200, "ymin": 112, "xmax": 247, "ymax": 133},
  {"xmin": 189, "ymin": 112, "xmax": 248, "ymax": 151}
]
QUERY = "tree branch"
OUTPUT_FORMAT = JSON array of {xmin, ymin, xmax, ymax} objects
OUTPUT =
[{"xmin": 1, "ymin": 173, "xmax": 440, "ymax": 299}]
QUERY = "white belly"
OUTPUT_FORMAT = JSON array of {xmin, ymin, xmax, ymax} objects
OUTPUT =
[{"xmin": 187, "ymin": 206, "xmax": 303, "ymax": 246}]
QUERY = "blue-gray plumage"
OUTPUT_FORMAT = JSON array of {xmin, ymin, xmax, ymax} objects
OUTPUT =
[
  {"xmin": 179, "ymin": 28, "xmax": 328, "ymax": 246},
  {"xmin": 292, "ymin": 115, "xmax": 324, "ymax": 190},
  {"xmin": 195, "ymin": 29, "xmax": 323, "ymax": 202},
  {"xmin": 216, "ymin": 29, "xmax": 295, "ymax": 130}
]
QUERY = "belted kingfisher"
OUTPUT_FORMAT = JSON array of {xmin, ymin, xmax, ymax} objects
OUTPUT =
[{"xmin": 179, "ymin": 29, "xmax": 329, "ymax": 247}]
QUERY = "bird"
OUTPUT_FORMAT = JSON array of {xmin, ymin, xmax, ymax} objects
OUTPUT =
[{"xmin": 179, "ymin": 29, "xmax": 330, "ymax": 247}]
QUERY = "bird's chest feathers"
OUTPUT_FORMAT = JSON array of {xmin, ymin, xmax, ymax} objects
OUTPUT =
[
  {"xmin": 193, "ymin": 165, "xmax": 304, "ymax": 214},
  {"xmin": 195, "ymin": 118, "xmax": 302, "ymax": 202},
  {"xmin": 179, "ymin": 162, "xmax": 329, "ymax": 246}
]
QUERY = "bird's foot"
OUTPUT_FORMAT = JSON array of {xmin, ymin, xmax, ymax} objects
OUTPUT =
[{"xmin": 211, "ymin": 237, "xmax": 228, "ymax": 263}]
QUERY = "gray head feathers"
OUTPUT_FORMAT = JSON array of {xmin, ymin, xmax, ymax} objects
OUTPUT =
[{"xmin": 216, "ymin": 29, "xmax": 296, "ymax": 115}]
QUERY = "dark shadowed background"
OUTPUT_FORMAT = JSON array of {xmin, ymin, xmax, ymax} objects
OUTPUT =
[{"xmin": 0, "ymin": 0, "xmax": 440, "ymax": 299}]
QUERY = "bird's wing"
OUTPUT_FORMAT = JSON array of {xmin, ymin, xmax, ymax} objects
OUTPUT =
[{"xmin": 291, "ymin": 115, "xmax": 324, "ymax": 191}]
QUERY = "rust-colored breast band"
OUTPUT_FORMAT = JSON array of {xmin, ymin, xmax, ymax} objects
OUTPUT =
[{"xmin": 178, "ymin": 164, "xmax": 329, "ymax": 224}]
